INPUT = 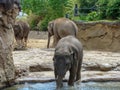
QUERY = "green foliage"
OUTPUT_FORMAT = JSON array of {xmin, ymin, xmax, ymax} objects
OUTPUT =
[
  {"xmin": 79, "ymin": 0, "xmax": 98, "ymax": 13},
  {"xmin": 65, "ymin": 0, "xmax": 76, "ymax": 18},
  {"xmin": 79, "ymin": 13, "xmax": 87, "ymax": 20},
  {"xmin": 95, "ymin": 0, "xmax": 120, "ymax": 20},
  {"xmin": 86, "ymin": 11, "xmax": 100, "ymax": 21},
  {"xmin": 22, "ymin": 0, "xmax": 49, "ymax": 15},
  {"xmin": 95, "ymin": 0, "xmax": 109, "ymax": 19},
  {"xmin": 106, "ymin": 0, "xmax": 120, "ymax": 19},
  {"xmin": 48, "ymin": 0, "xmax": 75, "ymax": 18},
  {"xmin": 78, "ymin": 0, "xmax": 120, "ymax": 20},
  {"xmin": 26, "ymin": 13, "xmax": 40, "ymax": 29},
  {"xmin": 21, "ymin": 0, "xmax": 120, "ymax": 30},
  {"xmin": 38, "ymin": 15, "xmax": 52, "ymax": 31},
  {"xmin": 22, "ymin": 0, "xmax": 77, "ymax": 31}
]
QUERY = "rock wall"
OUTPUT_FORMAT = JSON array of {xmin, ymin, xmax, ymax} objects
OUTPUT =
[
  {"xmin": 75, "ymin": 21, "xmax": 120, "ymax": 52},
  {"xmin": 0, "ymin": 2, "xmax": 20, "ymax": 88}
]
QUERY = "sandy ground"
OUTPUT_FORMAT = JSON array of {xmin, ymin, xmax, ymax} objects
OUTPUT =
[
  {"xmin": 27, "ymin": 31, "xmax": 120, "ymax": 64},
  {"xmin": 14, "ymin": 31, "xmax": 120, "ymax": 70},
  {"xmin": 14, "ymin": 31, "xmax": 120, "ymax": 83},
  {"xmin": 27, "ymin": 31, "xmax": 52, "ymax": 48}
]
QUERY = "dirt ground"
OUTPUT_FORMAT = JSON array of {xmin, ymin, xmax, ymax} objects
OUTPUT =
[
  {"xmin": 27, "ymin": 31, "xmax": 51, "ymax": 48},
  {"xmin": 27, "ymin": 31, "xmax": 120, "ymax": 64},
  {"xmin": 15, "ymin": 31, "xmax": 120, "ymax": 69},
  {"xmin": 14, "ymin": 31, "xmax": 120, "ymax": 83}
]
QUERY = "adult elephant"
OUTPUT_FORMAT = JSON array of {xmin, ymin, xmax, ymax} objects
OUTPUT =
[
  {"xmin": 53, "ymin": 35, "xmax": 83, "ymax": 89},
  {"xmin": 13, "ymin": 20, "xmax": 30, "ymax": 49},
  {"xmin": 47, "ymin": 18, "xmax": 78, "ymax": 48}
]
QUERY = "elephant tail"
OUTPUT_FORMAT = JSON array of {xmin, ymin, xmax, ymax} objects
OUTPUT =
[{"xmin": 71, "ymin": 21, "xmax": 78, "ymax": 37}]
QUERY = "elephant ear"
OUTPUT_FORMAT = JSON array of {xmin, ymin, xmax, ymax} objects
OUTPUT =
[
  {"xmin": 70, "ymin": 49, "xmax": 77, "ymax": 64},
  {"xmin": 48, "ymin": 21, "xmax": 54, "ymax": 35},
  {"xmin": 69, "ymin": 51, "xmax": 73, "ymax": 64},
  {"xmin": 48, "ymin": 21, "xmax": 54, "ymax": 28},
  {"xmin": 50, "ymin": 22, "xmax": 54, "ymax": 27},
  {"xmin": 73, "ymin": 53, "xmax": 77, "ymax": 60}
]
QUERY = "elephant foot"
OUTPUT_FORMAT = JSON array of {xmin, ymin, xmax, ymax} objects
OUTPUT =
[
  {"xmin": 68, "ymin": 80, "xmax": 74, "ymax": 86},
  {"xmin": 68, "ymin": 81, "xmax": 74, "ymax": 86},
  {"xmin": 14, "ymin": 45, "xmax": 27, "ymax": 50},
  {"xmin": 14, "ymin": 45, "xmax": 22, "ymax": 50},
  {"xmin": 57, "ymin": 85, "xmax": 63, "ymax": 90},
  {"xmin": 56, "ymin": 83, "xmax": 63, "ymax": 89},
  {"xmin": 75, "ymin": 79, "xmax": 81, "ymax": 85}
]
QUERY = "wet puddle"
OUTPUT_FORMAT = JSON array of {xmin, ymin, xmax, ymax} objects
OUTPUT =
[{"xmin": 3, "ymin": 82, "xmax": 120, "ymax": 90}]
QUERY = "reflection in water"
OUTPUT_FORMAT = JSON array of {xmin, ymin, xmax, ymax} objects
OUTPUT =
[{"xmin": 3, "ymin": 82, "xmax": 120, "ymax": 90}]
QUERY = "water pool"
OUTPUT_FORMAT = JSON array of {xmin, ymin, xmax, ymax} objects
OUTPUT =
[{"xmin": 3, "ymin": 82, "xmax": 120, "ymax": 90}]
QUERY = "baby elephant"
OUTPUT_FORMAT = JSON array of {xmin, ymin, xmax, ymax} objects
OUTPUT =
[{"xmin": 53, "ymin": 35, "xmax": 83, "ymax": 89}]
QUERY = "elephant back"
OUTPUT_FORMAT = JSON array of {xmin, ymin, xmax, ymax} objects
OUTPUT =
[{"xmin": 53, "ymin": 18, "xmax": 78, "ymax": 37}]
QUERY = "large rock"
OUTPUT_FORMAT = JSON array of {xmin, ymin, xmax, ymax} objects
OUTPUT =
[
  {"xmin": 75, "ymin": 21, "xmax": 120, "ymax": 51},
  {"xmin": 0, "ymin": 2, "xmax": 20, "ymax": 88},
  {"xmin": 0, "ymin": 27, "xmax": 15, "ymax": 83}
]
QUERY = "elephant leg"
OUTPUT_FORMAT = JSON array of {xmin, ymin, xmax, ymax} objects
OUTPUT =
[
  {"xmin": 20, "ymin": 39, "xmax": 23, "ymax": 47},
  {"xmin": 56, "ymin": 76, "xmax": 63, "ymax": 89},
  {"xmin": 16, "ymin": 39, "xmax": 21, "ymax": 47},
  {"xmin": 15, "ymin": 38, "xmax": 18, "ymax": 46},
  {"xmin": 22, "ymin": 38, "xmax": 25, "ymax": 47},
  {"xmin": 52, "ymin": 36, "xmax": 57, "ymax": 47},
  {"xmin": 25, "ymin": 40, "xmax": 27, "ymax": 47},
  {"xmin": 19, "ymin": 38, "xmax": 24, "ymax": 48},
  {"xmin": 68, "ymin": 66, "xmax": 77, "ymax": 86},
  {"xmin": 53, "ymin": 35, "xmax": 60, "ymax": 47},
  {"xmin": 24, "ymin": 37, "xmax": 28, "ymax": 47},
  {"xmin": 47, "ymin": 34, "xmax": 50, "ymax": 48},
  {"xmin": 54, "ymin": 68, "xmax": 57, "ymax": 79},
  {"xmin": 52, "ymin": 36, "xmax": 55, "ymax": 48},
  {"xmin": 76, "ymin": 56, "xmax": 83, "ymax": 81},
  {"xmin": 23, "ymin": 38, "xmax": 26, "ymax": 47},
  {"xmin": 21, "ymin": 37, "xmax": 25, "ymax": 48},
  {"xmin": 76, "ymin": 61, "xmax": 81, "ymax": 81}
]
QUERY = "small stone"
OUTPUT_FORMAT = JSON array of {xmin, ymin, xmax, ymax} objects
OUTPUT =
[{"xmin": 100, "ymin": 63, "xmax": 112, "ymax": 71}]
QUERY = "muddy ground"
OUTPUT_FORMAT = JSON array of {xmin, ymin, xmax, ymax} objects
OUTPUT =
[{"xmin": 13, "ymin": 31, "xmax": 120, "ymax": 83}]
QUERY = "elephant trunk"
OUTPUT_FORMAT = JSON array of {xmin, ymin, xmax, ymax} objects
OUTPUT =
[
  {"xmin": 47, "ymin": 33, "xmax": 51, "ymax": 48},
  {"xmin": 56, "ymin": 76, "xmax": 63, "ymax": 89}
]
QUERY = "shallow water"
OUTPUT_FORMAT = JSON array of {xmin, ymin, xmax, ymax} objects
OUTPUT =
[{"xmin": 3, "ymin": 82, "xmax": 120, "ymax": 90}]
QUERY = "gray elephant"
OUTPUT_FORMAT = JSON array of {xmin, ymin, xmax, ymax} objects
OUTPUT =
[
  {"xmin": 47, "ymin": 18, "xmax": 78, "ymax": 48},
  {"xmin": 53, "ymin": 35, "xmax": 83, "ymax": 89},
  {"xmin": 13, "ymin": 20, "xmax": 30, "ymax": 49}
]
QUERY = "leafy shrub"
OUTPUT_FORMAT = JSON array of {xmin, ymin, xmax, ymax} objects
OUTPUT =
[
  {"xmin": 86, "ymin": 11, "xmax": 100, "ymax": 21},
  {"xmin": 27, "ymin": 13, "xmax": 41, "ymax": 30},
  {"xmin": 38, "ymin": 15, "xmax": 53, "ymax": 31},
  {"xmin": 106, "ymin": 0, "xmax": 120, "ymax": 19}
]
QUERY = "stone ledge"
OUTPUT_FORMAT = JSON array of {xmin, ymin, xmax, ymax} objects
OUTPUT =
[
  {"xmin": 75, "ymin": 21, "xmax": 120, "ymax": 51},
  {"xmin": 16, "ymin": 71, "xmax": 120, "ymax": 83}
]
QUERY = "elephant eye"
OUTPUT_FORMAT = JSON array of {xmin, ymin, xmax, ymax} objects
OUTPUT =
[{"xmin": 66, "ymin": 63, "xmax": 69, "ymax": 66}]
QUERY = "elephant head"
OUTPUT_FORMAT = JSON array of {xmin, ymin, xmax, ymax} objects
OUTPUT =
[
  {"xmin": 53, "ymin": 51, "xmax": 74, "ymax": 89},
  {"xmin": 47, "ymin": 20, "xmax": 54, "ymax": 48},
  {"xmin": 13, "ymin": 22, "xmax": 23, "ymax": 36},
  {"xmin": 13, "ymin": 22, "xmax": 24, "ymax": 48}
]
